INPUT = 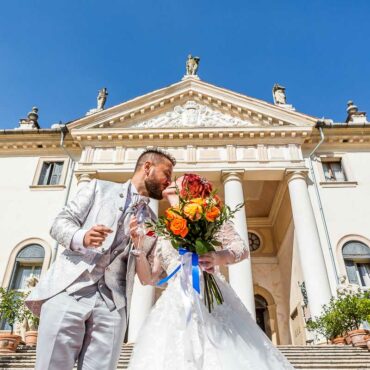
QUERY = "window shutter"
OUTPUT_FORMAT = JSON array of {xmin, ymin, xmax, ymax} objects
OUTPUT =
[
  {"xmin": 332, "ymin": 161, "xmax": 346, "ymax": 181},
  {"xmin": 344, "ymin": 259, "xmax": 359, "ymax": 285},
  {"xmin": 50, "ymin": 162, "xmax": 63, "ymax": 185},
  {"xmin": 322, "ymin": 162, "xmax": 332, "ymax": 181},
  {"xmin": 38, "ymin": 162, "xmax": 51, "ymax": 185}
]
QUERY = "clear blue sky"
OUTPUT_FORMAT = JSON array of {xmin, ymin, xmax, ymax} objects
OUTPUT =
[{"xmin": 0, "ymin": 0, "xmax": 369, "ymax": 129}]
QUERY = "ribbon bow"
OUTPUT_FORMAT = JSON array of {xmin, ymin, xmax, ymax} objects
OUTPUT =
[{"xmin": 157, "ymin": 248, "xmax": 200, "ymax": 294}]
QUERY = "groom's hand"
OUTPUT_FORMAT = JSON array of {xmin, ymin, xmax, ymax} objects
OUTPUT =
[
  {"xmin": 129, "ymin": 217, "xmax": 140, "ymax": 248},
  {"xmin": 83, "ymin": 225, "xmax": 113, "ymax": 248}
]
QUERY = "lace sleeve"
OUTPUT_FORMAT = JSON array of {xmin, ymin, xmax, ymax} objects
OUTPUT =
[
  {"xmin": 214, "ymin": 221, "xmax": 249, "ymax": 263},
  {"xmin": 155, "ymin": 237, "xmax": 180, "ymax": 274}
]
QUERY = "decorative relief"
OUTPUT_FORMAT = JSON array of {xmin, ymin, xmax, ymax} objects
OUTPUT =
[{"xmin": 129, "ymin": 100, "xmax": 263, "ymax": 129}]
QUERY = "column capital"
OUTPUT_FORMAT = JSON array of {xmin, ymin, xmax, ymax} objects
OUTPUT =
[
  {"xmin": 221, "ymin": 169, "xmax": 245, "ymax": 184},
  {"xmin": 76, "ymin": 171, "xmax": 97, "ymax": 185},
  {"xmin": 285, "ymin": 168, "xmax": 309, "ymax": 184}
]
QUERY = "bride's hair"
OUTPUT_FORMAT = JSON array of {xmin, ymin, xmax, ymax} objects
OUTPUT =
[{"xmin": 180, "ymin": 173, "xmax": 213, "ymax": 199}]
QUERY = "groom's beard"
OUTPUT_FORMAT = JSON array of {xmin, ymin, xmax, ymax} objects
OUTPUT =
[{"xmin": 144, "ymin": 177, "xmax": 164, "ymax": 200}]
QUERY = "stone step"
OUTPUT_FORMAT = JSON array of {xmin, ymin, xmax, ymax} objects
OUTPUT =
[
  {"xmin": 279, "ymin": 346, "xmax": 368, "ymax": 350},
  {"xmin": 284, "ymin": 354, "xmax": 370, "ymax": 359},
  {"xmin": 294, "ymin": 366, "xmax": 370, "ymax": 369},
  {"xmin": 1, "ymin": 344, "xmax": 370, "ymax": 369}
]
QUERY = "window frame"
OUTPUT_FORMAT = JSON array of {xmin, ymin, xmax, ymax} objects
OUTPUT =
[
  {"xmin": 317, "ymin": 153, "xmax": 357, "ymax": 188},
  {"xmin": 1, "ymin": 239, "xmax": 52, "ymax": 289},
  {"xmin": 30, "ymin": 157, "xmax": 69, "ymax": 190},
  {"xmin": 340, "ymin": 239, "xmax": 370, "ymax": 288}
]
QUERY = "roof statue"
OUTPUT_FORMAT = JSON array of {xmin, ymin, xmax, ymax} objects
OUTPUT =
[
  {"xmin": 272, "ymin": 83, "xmax": 295, "ymax": 111},
  {"xmin": 346, "ymin": 100, "xmax": 368, "ymax": 124},
  {"xmin": 97, "ymin": 88, "xmax": 108, "ymax": 110},
  {"xmin": 183, "ymin": 54, "xmax": 200, "ymax": 79},
  {"xmin": 86, "ymin": 87, "xmax": 109, "ymax": 116},
  {"xmin": 15, "ymin": 106, "xmax": 40, "ymax": 130}
]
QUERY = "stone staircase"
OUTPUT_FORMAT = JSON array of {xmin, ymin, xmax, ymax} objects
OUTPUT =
[
  {"xmin": 1, "ymin": 344, "xmax": 370, "ymax": 369},
  {"xmin": 0, "ymin": 344, "xmax": 134, "ymax": 369},
  {"xmin": 279, "ymin": 345, "xmax": 370, "ymax": 369}
]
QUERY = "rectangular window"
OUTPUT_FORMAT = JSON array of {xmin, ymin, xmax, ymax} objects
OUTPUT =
[
  {"xmin": 322, "ymin": 160, "xmax": 347, "ymax": 182},
  {"xmin": 38, "ymin": 161, "xmax": 64, "ymax": 185},
  {"xmin": 357, "ymin": 263, "xmax": 370, "ymax": 287},
  {"xmin": 344, "ymin": 260, "xmax": 370, "ymax": 287},
  {"xmin": 10, "ymin": 263, "xmax": 42, "ymax": 291}
]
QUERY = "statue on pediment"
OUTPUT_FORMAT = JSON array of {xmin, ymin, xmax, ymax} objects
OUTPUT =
[
  {"xmin": 186, "ymin": 55, "xmax": 200, "ymax": 76},
  {"xmin": 272, "ymin": 83, "xmax": 287, "ymax": 105},
  {"xmin": 97, "ymin": 88, "xmax": 108, "ymax": 110}
]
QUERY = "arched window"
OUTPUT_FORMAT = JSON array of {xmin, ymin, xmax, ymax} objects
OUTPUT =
[
  {"xmin": 8, "ymin": 244, "xmax": 45, "ymax": 291},
  {"xmin": 342, "ymin": 241, "xmax": 370, "ymax": 287}
]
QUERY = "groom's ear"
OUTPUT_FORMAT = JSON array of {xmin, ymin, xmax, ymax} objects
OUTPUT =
[{"xmin": 143, "ymin": 160, "xmax": 153, "ymax": 175}]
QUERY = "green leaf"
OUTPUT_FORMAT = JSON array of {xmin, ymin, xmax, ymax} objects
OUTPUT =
[
  {"xmin": 211, "ymin": 240, "xmax": 222, "ymax": 247},
  {"xmin": 195, "ymin": 239, "xmax": 208, "ymax": 255}
]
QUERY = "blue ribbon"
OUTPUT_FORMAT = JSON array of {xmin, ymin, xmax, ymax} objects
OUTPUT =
[
  {"xmin": 157, "ymin": 248, "xmax": 200, "ymax": 294},
  {"xmin": 191, "ymin": 252, "xmax": 200, "ymax": 294}
]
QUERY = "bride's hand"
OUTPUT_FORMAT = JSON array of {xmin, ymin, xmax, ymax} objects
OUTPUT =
[{"xmin": 198, "ymin": 252, "xmax": 219, "ymax": 273}]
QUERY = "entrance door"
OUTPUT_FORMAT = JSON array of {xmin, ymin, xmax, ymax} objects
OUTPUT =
[{"xmin": 255, "ymin": 294, "xmax": 272, "ymax": 339}]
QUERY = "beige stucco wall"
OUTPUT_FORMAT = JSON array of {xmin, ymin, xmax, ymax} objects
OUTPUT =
[
  {"xmin": 304, "ymin": 149, "xmax": 370, "ymax": 293},
  {"xmin": 0, "ymin": 155, "xmax": 78, "ymax": 287}
]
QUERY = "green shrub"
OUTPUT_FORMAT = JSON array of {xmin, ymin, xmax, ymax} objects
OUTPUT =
[
  {"xmin": 307, "ymin": 289, "xmax": 370, "ymax": 341},
  {"xmin": 0, "ymin": 288, "xmax": 25, "ymax": 335}
]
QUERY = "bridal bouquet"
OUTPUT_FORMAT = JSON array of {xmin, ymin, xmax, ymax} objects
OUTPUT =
[{"xmin": 150, "ymin": 174, "xmax": 242, "ymax": 312}]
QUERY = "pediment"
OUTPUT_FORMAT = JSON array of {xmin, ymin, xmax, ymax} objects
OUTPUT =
[{"xmin": 69, "ymin": 77, "xmax": 317, "ymax": 132}]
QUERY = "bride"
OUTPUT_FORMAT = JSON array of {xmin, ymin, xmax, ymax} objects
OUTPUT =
[{"xmin": 128, "ymin": 174, "xmax": 294, "ymax": 370}]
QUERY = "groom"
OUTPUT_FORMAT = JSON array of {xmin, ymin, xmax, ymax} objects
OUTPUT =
[{"xmin": 26, "ymin": 148, "xmax": 175, "ymax": 370}]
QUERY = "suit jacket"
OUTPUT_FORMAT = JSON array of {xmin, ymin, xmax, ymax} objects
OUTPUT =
[{"xmin": 26, "ymin": 179, "xmax": 155, "ymax": 317}]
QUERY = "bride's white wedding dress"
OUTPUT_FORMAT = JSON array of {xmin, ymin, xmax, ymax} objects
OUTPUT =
[{"xmin": 128, "ymin": 223, "xmax": 295, "ymax": 370}]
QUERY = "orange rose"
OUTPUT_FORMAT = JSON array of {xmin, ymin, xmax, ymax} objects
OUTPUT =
[
  {"xmin": 165, "ymin": 207, "xmax": 181, "ymax": 221},
  {"xmin": 183, "ymin": 202, "xmax": 203, "ymax": 221},
  {"xmin": 205, "ymin": 206, "xmax": 220, "ymax": 222},
  {"xmin": 169, "ymin": 217, "xmax": 189, "ymax": 238}
]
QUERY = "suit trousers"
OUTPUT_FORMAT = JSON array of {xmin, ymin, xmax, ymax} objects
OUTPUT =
[{"xmin": 35, "ymin": 290, "xmax": 126, "ymax": 370}]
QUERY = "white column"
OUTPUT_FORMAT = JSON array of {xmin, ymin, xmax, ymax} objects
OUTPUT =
[
  {"xmin": 287, "ymin": 171, "xmax": 332, "ymax": 318},
  {"xmin": 128, "ymin": 198, "xmax": 158, "ymax": 342},
  {"xmin": 222, "ymin": 171, "xmax": 256, "ymax": 320}
]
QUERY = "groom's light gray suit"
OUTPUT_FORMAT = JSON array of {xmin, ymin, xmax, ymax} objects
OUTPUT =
[{"xmin": 26, "ymin": 179, "xmax": 155, "ymax": 370}]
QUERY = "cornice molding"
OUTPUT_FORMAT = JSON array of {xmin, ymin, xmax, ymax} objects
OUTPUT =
[
  {"xmin": 0, "ymin": 133, "xmax": 78, "ymax": 154},
  {"xmin": 70, "ymin": 126, "xmax": 311, "ymax": 148}
]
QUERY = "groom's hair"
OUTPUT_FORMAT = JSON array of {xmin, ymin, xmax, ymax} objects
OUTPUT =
[{"xmin": 134, "ymin": 147, "xmax": 176, "ymax": 172}]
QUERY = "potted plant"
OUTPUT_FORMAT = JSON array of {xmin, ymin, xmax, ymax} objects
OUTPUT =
[
  {"xmin": 0, "ymin": 288, "xmax": 25, "ymax": 353},
  {"xmin": 307, "ymin": 298, "xmax": 346, "ymax": 344},
  {"xmin": 365, "ymin": 334, "xmax": 370, "ymax": 351},
  {"xmin": 23, "ymin": 307, "xmax": 39, "ymax": 347},
  {"xmin": 336, "ymin": 290, "xmax": 370, "ymax": 348}
]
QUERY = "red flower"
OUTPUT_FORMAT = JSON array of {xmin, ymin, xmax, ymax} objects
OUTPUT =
[{"xmin": 180, "ymin": 173, "xmax": 213, "ymax": 199}]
